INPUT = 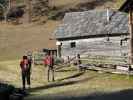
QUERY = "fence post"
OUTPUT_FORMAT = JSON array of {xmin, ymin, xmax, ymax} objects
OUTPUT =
[{"xmin": 32, "ymin": 51, "xmax": 35, "ymax": 67}]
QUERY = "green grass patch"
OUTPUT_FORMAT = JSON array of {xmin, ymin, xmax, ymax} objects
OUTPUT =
[{"xmin": 0, "ymin": 60, "xmax": 133, "ymax": 100}]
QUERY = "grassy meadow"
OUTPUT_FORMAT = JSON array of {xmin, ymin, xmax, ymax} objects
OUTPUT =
[
  {"xmin": 0, "ymin": 60, "xmax": 133, "ymax": 100},
  {"xmin": 0, "ymin": 0, "xmax": 131, "ymax": 99}
]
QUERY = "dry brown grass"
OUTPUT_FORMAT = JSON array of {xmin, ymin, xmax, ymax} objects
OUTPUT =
[
  {"xmin": 0, "ymin": 20, "xmax": 61, "ymax": 60},
  {"xmin": 49, "ymin": 0, "xmax": 90, "ymax": 7},
  {"xmin": 49, "ymin": 0, "xmax": 125, "ymax": 9}
]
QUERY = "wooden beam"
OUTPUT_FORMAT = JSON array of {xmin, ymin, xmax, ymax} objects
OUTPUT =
[
  {"xmin": 56, "ymin": 41, "xmax": 62, "ymax": 58},
  {"xmin": 129, "ymin": 8, "xmax": 133, "ymax": 64}
]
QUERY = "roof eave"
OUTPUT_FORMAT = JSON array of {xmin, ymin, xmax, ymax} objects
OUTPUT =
[{"xmin": 56, "ymin": 33, "xmax": 129, "ymax": 41}]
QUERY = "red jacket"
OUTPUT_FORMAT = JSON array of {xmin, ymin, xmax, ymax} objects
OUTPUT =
[
  {"xmin": 44, "ymin": 56, "xmax": 54, "ymax": 66},
  {"xmin": 20, "ymin": 59, "xmax": 29, "ymax": 71},
  {"xmin": 43, "ymin": 57, "xmax": 47, "ymax": 65}
]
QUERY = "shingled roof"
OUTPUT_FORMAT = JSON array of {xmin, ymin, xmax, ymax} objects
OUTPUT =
[{"xmin": 54, "ymin": 10, "xmax": 129, "ymax": 40}]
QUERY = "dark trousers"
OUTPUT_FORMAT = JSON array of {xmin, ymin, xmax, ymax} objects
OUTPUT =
[
  {"xmin": 47, "ymin": 65, "xmax": 55, "ymax": 82},
  {"xmin": 22, "ymin": 70, "xmax": 30, "ymax": 89}
]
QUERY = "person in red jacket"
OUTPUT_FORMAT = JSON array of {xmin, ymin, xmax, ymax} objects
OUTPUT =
[
  {"xmin": 44, "ymin": 53, "xmax": 55, "ymax": 82},
  {"xmin": 20, "ymin": 56, "xmax": 30, "ymax": 90}
]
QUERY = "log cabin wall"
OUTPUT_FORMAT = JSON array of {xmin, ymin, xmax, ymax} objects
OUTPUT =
[{"xmin": 60, "ymin": 36, "xmax": 129, "ymax": 59}]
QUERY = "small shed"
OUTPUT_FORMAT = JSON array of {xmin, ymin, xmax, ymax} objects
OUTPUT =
[{"xmin": 54, "ymin": 10, "xmax": 129, "ymax": 60}]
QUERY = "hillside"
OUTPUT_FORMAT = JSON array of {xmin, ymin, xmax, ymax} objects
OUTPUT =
[
  {"xmin": 0, "ymin": 20, "xmax": 60, "ymax": 60},
  {"xmin": 0, "ymin": 0, "xmax": 126, "ymax": 60},
  {"xmin": 49, "ymin": 0, "xmax": 125, "ymax": 9},
  {"xmin": 32, "ymin": 0, "xmax": 125, "ymax": 21}
]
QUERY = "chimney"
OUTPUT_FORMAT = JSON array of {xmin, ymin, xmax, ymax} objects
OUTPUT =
[{"xmin": 106, "ymin": 7, "xmax": 110, "ymax": 41}]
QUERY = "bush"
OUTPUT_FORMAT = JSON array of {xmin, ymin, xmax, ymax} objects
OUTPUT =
[
  {"xmin": 54, "ymin": 57, "xmax": 64, "ymax": 65},
  {"xmin": 48, "ymin": 10, "xmax": 66, "ymax": 20}
]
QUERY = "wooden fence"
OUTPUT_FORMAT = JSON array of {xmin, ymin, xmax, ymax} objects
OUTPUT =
[{"xmin": 80, "ymin": 55, "xmax": 128, "ymax": 65}]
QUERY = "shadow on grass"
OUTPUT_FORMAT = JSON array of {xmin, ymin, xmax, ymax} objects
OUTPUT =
[
  {"xmin": 26, "ymin": 89, "xmax": 133, "ymax": 100},
  {"xmin": 55, "ymin": 65, "xmax": 65, "ymax": 70},
  {"xmin": 55, "ymin": 64, "xmax": 71, "ymax": 71},
  {"xmin": 0, "ymin": 83, "xmax": 30, "ymax": 100},
  {"xmin": 55, "ymin": 69, "xmax": 77, "ymax": 72},
  {"xmin": 57, "ymin": 71, "xmax": 85, "ymax": 81},
  {"xmin": 29, "ymin": 72, "xmax": 96, "ymax": 93},
  {"xmin": 0, "ymin": 83, "xmax": 15, "ymax": 100}
]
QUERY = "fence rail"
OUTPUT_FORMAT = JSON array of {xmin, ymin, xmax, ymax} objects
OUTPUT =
[{"xmin": 80, "ymin": 55, "xmax": 128, "ymax": 65}]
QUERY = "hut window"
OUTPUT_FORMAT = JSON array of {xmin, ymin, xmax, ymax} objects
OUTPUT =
[
  {"xmin": 120, "ymin": 37, "xmax": 129, "ymax": 46},
  {"xmin": 70, "ymin": 42, "xmax": 76, "ymax": 48}
]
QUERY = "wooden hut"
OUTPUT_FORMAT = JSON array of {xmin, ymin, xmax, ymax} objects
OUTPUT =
[{"xmin": 54, "ymin": 10, "xmax": 129, "ymax": 61}]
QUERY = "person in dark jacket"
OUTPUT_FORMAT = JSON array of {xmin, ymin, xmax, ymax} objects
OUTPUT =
[
  {"xmin": 44, "ymin": 53, "xmax": 55, "ymax": 82},
  {"xmin": 20, "ymin": 56, "xmax": 30, "ymax": 90},
  {"xmin": 27, "ymin": 53, "xmax": 33, "ymax": 88},
  {"xmin": 76, "ymin": 54, "xmax": 86, "ymax": 72}
]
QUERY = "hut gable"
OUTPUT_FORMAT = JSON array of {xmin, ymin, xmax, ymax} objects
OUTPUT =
[{"xmin": 54, "ymin": 10, "xmax": 129, "ymax": 40}]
